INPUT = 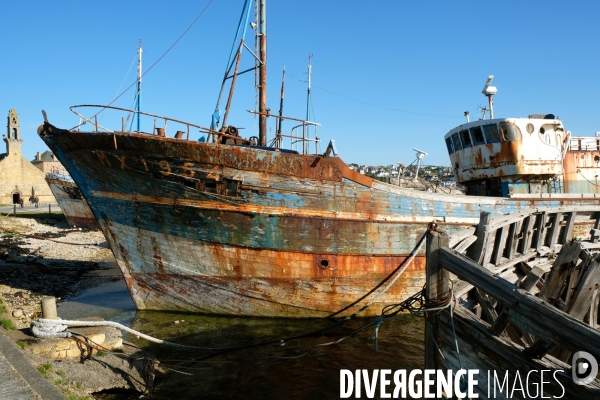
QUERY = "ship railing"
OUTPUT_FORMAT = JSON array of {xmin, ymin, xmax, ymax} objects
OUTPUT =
[
  {"xmin": 70, "ymin": 105, "xmax": 214, "ymax": 141},
  {"xmin": 70, "ymin": 105, "xmax": 320, "ymax": 153},
  {"xmin": 250, "ymin": 111, "xmax": 321, "ymax": 155},
  {"xmin": 568, "ymin": 136, "xmax": 600, "ymax": 152}
]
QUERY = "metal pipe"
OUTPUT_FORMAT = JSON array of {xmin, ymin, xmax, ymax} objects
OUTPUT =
[
  {"xmin": 137, "ymin": 40, "xmax": 143, "ymax": 131},
  {"xmin": 258, "ymin": 0, "xmax": 267, "ymax": 146},
  {"xmin": 222, "ymin": 41, "xmax": 244, "ymax": 129}
]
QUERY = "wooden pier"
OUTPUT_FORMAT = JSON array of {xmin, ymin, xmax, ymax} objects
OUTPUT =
[{"xmin": 425, "ymin": 207, "xmax": 600, "ymax": 399}]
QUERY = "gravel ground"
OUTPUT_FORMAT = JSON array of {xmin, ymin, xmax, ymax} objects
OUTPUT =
[
  {"xmin": 0, "ymin": 216, "xmax": 114, "ymax": 329},
  {"xmin": 0, "ymin": 216, "xmax": 152, "ymax": 399}
]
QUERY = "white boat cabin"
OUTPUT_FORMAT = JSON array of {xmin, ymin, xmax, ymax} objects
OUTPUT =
[{"xmin": 444, "ymin": 115, "xmax": 568, "ymax": 196}]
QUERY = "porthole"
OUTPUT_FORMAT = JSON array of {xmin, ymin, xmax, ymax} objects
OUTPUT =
[{"xmin": 526, "ymin": 123, "xmax": 534, "ymax": 134}]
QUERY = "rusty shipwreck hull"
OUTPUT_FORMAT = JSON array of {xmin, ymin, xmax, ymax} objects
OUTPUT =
[
  {"xmin": 37, "ymin": 123, "xmax": 600, "ymax": 317},
  {"xmin": 46, "ymin": 176, "xmax": 99, "ymax": 229}
]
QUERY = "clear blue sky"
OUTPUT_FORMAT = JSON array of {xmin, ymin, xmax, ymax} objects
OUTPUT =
[{"xmin": 2, "ymin": 1, "xmax": 600, "ymax": 167}]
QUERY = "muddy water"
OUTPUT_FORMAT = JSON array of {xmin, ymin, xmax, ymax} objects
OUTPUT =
[{"xmin": 59, "ymin": 278, "xmax": 425, "ymax": 400}]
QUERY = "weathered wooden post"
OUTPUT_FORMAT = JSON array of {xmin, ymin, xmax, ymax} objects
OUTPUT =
[
  {"xmin": 49, "ymin": 204, "xmax": 51, "ymax": 214},
  {"xmin": 13, "ymin": 204, "xmax": 16, "ymax": 216},
  {"xmin": 41, "ymin": 296, "xmax": 57, "ymax": 319},
  {"xmin": 425, "ymin": 227, "xmax": 449, "ymax": 370}
]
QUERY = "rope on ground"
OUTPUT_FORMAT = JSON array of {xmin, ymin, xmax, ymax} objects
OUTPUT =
[{"xmin": 31, "ymin": 318, "xmax": 224, "ymax": 350}]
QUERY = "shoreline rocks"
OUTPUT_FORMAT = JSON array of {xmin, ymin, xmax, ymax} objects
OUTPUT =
[{"xmin": 0, "ymin": 216, "xmax": 152, "ymax": 399}]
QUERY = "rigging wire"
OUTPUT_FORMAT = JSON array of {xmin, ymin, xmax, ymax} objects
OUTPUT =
[
  {"xmin": 112, "ymin": 53, "xmax": 138, "ymax": 104},
  {"xmin": 288, "ymin": 73, "xmax": 462, "ymax": 119}
]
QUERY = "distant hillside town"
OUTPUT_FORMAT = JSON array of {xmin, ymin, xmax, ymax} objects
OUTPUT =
[{"xmin": 348, "ymin": 163, "xmax": 462, "ymax": 192}]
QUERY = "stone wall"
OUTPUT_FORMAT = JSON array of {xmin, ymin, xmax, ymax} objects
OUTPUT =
[{"xmin": 0, "ymin": 153, "xmax": 54, "ymax": 204}]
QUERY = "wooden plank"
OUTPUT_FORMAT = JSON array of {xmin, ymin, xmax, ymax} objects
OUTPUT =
[
  {"xmin": 448, "ymin": 226, "xmax": 476, "ymax": 248},
  {"xmin": 469, "ymin": 212, "xmax": 492, "ymax": 264},
  {"xmin": 507, "ymin": 220, "xmax": 523, "ymax": 260},
  {"xmin": 518, "ymin": 215, "xmax": 536, "ymax": 254},
  {"xmin": 565, "ymin": 256, "xmax": 600, "ymax": 320},
  {"xmin": 534, "ymin": 212, "xmax": 547, "ymax": 251},
  {"xmin": 590, "ymin": 289, "xmax": 599, "ymax": 329},
  {"xmin": 443, "ymin": 306, "xmax": 600, "ymax": 400},
  {"xmin": 538, "ymin": 240, "xmax": 584, "ymax": 304},
  {"xmin": 491, "ymin": 266, "xmax": 544, "ymax": 340},
  {"xmin": 520, "ymin": 266, "xmax": 546, "ymax": 292},
  {"xmin": 547, "ymin": 212, "xmax": 562, "ymax": 250},
  {"xmin": 473, "ymin": 288, "xmax": 498, "ymax": 324},
  {"xmin": 438, "ymin": 247, "xmax": 600, "ymax": 360},
  {"xmin": 491, "ymin": 225, "xmax": 509, "ymax": 265},
  {"xmin": 560, "ymin": 211, "xmax": 577, "ymax": 245},
  {"xmin": 453, "ymin": 235, "xmax": 477, "ymax": 254}
]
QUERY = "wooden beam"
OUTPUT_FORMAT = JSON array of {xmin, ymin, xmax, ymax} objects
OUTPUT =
[
  {"xmin": 547, "ymin": 212, "xmax": 562, "ymax": 250},
  {"xmin": 565, "ymin": 255, "xmax": 600, "ymax": 320},
  {"xmin": 491, "ymin": 225, "xmax": 509, "ymax": 265},
  {"xmin": 534, "ymin": 212, "xmax": 547, "ymax": 251},
  {"xmin": 538, "ymin": 240, "xmax": 584, "ymax": 304},
  {"xmin": 425, "ymin": 231, "xmax": 449, "ymax": 370},
  {"xmin": 469, "ymin": 211, "xmax": 492, "ymax": 264},
  {"xmin": 561, "ymin": 212, "xmax": 577, "ymax": 245},
  {"xmin": 438, "ymin": 247, "xmax": 600, "ymax": 360},
  {"xmin": 519, "ymin": 215, "xmax": 536, "ymax": 254}
]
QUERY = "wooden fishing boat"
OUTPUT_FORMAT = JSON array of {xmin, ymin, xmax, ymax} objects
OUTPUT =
[
  {"xmin": 36, "ymin": 1, "xmax": 600, "ymax": 317},
  {"xmin": 425, "ymin": 208, "xmax": 600, "ymax": 398},
  {"xmin": 45, "ymin": 173, "xmax": 99, "ymax": 229}
]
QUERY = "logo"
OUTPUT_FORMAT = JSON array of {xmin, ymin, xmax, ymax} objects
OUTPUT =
[{"xmin": 572, "ymin": 351, "xmax": 598, "ymax": 386}]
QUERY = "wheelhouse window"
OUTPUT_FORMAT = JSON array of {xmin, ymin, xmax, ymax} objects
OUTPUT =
[
  {"xmin": 499, "ymin": 122, "xmax": 522, "ymax": 142},
  {"xmin": 483, "ymin": 124, "xmax": 501, "ymax": 143},
  {"xmin": 470, "ymin": 126, "xmax": 485, "ymax": 145},
  {"xmin": 451, "ymin": 133, "xmax": 463, "ymax": 151},
  {"xmin": 460, "ymin": 130, "xmax": 472, "ymax": 148},
  {"xmin": 445, "ymin": 137, "xmax": 454, "ymax": 154}
]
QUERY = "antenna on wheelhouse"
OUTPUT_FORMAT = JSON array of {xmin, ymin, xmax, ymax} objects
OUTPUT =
[
  {"xmin": 481, "ymin": 75, "xmax": 497, "ymax": 119},
  {"xmin": 412, "ymin": 148, "xmax": 428, "ymax": 182},
  {"xmin": 136, "ymin": 40, "xmax": 143, "ymax": 131}
]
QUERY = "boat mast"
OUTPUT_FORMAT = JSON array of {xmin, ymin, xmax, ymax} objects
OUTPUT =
[
  {"xmin": 306, "ymin": 54, "xmax": 312, "ymax": 122},
  {"xmin": 305, "ymin": 54, "xmax": 312, "ymax": 154},
  {"xmin": 258, "ymin": 0, "xmax": 267, "ymax": 146},
  {"xmin": 136, "ymin": 40, "xmax": 143, "ymax": 131}
]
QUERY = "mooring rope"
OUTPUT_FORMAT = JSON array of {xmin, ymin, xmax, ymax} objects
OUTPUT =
[
  {"xmin": 31, "ymin": 318, "xmax": 222, "ymax": 350},
  {"xmin": 328, "ymin": 225, "xmax": 432, "ymax": 319}
]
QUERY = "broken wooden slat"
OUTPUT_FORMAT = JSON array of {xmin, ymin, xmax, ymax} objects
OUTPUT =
[
  {"xmin": 560, "ymin": 211, "xmax": 577, "ymax": 245},
  {"xmin": 453, "ymin": 235, "xmax": 477, "ymax": 254},
  {"xmin": 565, "ymin": 254, "xmax": 600, "ymax": 320},
  {"xmin": 491, "ymin": 225, "xmax": 509, "ymax": 265},
  {"xmin": 519, "ymin": 215, "xmax": 536, "ymax": 254},
  {"xmin": 448, "ymin": 226, "xmax": 476, "ymax": 248},
  {"xmin": 469, "ymin": 212, "xmax": 492, "ymax": 264},
  {"xmin": 534, "ymin": 212, "xmax": 547, "ymax": 251},
  {"xmin": 491, "ymin": 266, "xmax": 544, "ymax": 339},
  {"xmin": 538, "ymin": 240, "xmax": 584, "ymax": 304},
  {"xmin": 507, "ymin": 220, "xmax": 523, "ymax": 260},
  {"xmin": 546, "ymin": 212, "xmax": 563, "ymax": 250},
  {"xmin": 438, "ymin": 247, "xmax": 600, "ymax": 360}
]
